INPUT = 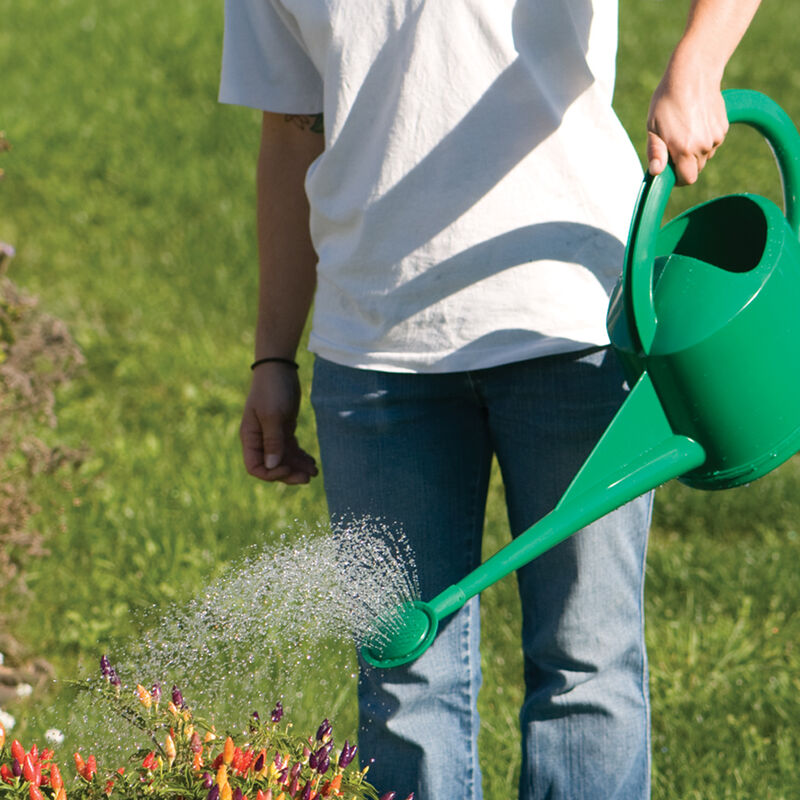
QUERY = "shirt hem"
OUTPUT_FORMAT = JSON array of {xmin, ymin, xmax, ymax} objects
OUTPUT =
[{"xmin": 307, "ymin": 333, "xmax": 612, "ymax": 374}]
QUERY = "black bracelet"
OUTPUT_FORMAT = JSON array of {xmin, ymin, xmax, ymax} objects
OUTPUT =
[{"xmin": 250, "ymin": 357, "xmax": 299, "ymax": 371}]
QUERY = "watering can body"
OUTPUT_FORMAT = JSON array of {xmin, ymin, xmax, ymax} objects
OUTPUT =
[
  {"xmin": 361, "ymin": 89, "xmax": 800, "ymax": 669},
  {"xmin": 608, "ymin": 88, "xmax": 800, "ymax": 489}
]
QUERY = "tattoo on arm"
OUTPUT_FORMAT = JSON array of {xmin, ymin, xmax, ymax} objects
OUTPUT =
[{"xmin": 284, "ymin": 113, "xmax": 324, "ymax": 134}]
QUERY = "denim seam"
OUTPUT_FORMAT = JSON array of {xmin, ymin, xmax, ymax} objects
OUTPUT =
[
  {"xmin": 462, "ymin": 407, "xmax": 487, "ymax": 800},
  {"xmin": 638, "ymin": 491, "xmax": 655, "ymax": 796}
]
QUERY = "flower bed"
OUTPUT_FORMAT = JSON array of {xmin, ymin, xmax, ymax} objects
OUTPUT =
[{"xmin": 0, "ymin": 658, "xmax": 411, "ymax": 800}]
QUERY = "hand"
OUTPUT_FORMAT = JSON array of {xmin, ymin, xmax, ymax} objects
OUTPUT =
[
  {"xmin": 646, "ymin": 54, "xmax": 729, "ymax": 186},
  {"xmin": 239, "ymin": 362, "xmax": 319, "ymax": 485}
]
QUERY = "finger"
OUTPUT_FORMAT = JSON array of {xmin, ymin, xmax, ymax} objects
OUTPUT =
[
  {"xmin": 646, "ymin": 131, "xmax": 669, "ymax": 176},
  {"xmin": 281, "ymin": 471, "xmax": 314, "ymax": 485},
  {"xmin": 672, "ymin": 153, "xmax": 700, "ymax": 186}
]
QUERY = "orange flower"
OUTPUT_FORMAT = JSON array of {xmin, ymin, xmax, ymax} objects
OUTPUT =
[{"xmin": 223, "ymin": 736, "xmax": 235, "ymax": 766}]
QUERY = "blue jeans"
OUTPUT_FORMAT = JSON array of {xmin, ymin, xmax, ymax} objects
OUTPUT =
[{"xmin": 311, "ymin": 349, "xmax": 652, "ymax": 800}]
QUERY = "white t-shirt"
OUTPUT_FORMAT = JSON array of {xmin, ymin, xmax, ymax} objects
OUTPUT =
[{"xmin": 220, "ymin": 0, "xmax": 644, "ymax": 373}]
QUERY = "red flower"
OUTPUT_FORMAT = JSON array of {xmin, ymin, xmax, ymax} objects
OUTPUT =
[
  {"xmin": 142, "ymin": 752, "xmax": 158, "ymax": 771},
  {"xmin": 50, "ymin": 763, "xmax": 64, "ymax": 791},
  {"xmin": 29, "ymin": 785, "xmax": 45, "ymax": 800},
  {"xmin": 11, "ymin": 741, "xmax": 26, "ymax": 764}
]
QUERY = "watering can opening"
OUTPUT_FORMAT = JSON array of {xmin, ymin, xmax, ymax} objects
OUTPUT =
[{"xmin": 664, "ymin": 194, "xmax": 769, "ymax": 274}]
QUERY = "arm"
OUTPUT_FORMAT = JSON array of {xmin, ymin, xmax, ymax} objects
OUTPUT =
[
  {"xmin": 239, "ymin": 111, "xmax": 324, "ymax": 485},
  {"xmin": 647, "ymin": 0, "xmax": 762, "ymax": 185}
]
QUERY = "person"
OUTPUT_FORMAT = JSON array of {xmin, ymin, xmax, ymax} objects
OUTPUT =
[{"xmin": 219, "ymin": 1, "xmax": 761, "ymax": 797}]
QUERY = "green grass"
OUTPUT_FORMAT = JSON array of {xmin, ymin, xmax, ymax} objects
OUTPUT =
[{"xmin": 2, "ymin": 0, "xmax": 800, "ymax": 796}]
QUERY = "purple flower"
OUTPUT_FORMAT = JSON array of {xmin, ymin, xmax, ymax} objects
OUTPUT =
[
  {"xmin": 151, "ymin": 683, "xmax": 162, "ymax": 704},
  {"xmin": 338, "ymin": 741, "xmax": 357, "ymax": 769},
  {"xmin": 300, "ymin": 781, "xmax": 313, "ymax": 800},
  {"xmin": 290, "ymin": 762, "xmax": 302, "ymax": 780},
  {"xmin": 317, "ymin": 754, "xmax": 330, "ymax": 775},
  {"xmin": 308, "ymin": 751, "xmax": 318, "ymax": 770},
  {"xmin": 254, "ymin": 752, "xmax": 265, "ymax": 772},
  {"xmin": 11, "ymin": 759, "xmax": 22, "ymax": 778},
  {"xmin": 270, "ymin": 701, "xmax": 283, "ymax": 723},
  {"xmin": 108, "ymin": 668, "xmax": 122, "ymax": 688},
  {"xmin": 315, "ymin": 718, "xmax": 332, "ymax": 742},
  {"xmin": 378, "ymin": 793, "xmax": 396, "ymax": 800},
  {"xmin": 233, "ymin": 788, "xmax": 243, "ymax": 800},
  {"xmin": 207, "ymin": 786, "xmax": 220, "ymax": 800},
  {"xmin": 202, "ymin": 773, "xmax": 214, "ymax": 790},
  {"xmin": 171, "ymin": 685, "xmax": 185, "ymax": 709},
  {"xmin": 100, "ymin": 654, "xmax": 112, "ymax": 678}
]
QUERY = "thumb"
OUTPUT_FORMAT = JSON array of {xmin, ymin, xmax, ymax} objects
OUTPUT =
[
  {"xmin": 259, "ymin": 415, "xmax": 286, "ymax": 470},
  {"xmin": 647, "ymin": 131, "xmax": 669, "ymax": 176}
]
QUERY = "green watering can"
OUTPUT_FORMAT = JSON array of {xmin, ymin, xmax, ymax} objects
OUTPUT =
[{"xmin": 362, "ymin": 89, "xmax": 800, "ymax": 669}]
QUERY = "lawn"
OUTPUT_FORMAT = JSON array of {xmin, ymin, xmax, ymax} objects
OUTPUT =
[{"xmin": 1, "ymin": 0, "xmax": 799, "ymax": 797}]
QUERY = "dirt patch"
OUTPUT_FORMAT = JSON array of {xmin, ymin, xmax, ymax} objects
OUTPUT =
[{"xmin": 0, "ymin": 134, "xmax": 86, "ymax": 690}]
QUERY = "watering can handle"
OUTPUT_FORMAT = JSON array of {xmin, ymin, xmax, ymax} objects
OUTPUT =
[{"xmin": 624, "ymin": 89, "xmax": 800, "ymax": 354}]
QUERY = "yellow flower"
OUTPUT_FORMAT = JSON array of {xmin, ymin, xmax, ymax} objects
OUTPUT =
[
  {"xmin": 136, "ymin": 685, "xmax": 152, "ymax": 709},
  {"xmin": 164, "ymin": 733, "xmax": 177, "ymax": 767}
]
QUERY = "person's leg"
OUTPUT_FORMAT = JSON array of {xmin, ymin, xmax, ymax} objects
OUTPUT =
[
  {"xmin": 480, "ymin": 348, "xmax": 652, "ymax": 800},
  {"xmin": 311, "ymin": 358, "xmax": 492, "ymax": 800}
]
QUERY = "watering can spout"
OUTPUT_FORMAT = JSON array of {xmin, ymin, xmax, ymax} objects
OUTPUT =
[{"xmin": 361, "ymin": 372, "xmax": 707, "ymax": 669}]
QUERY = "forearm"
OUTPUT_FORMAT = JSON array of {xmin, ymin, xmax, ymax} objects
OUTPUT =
[
  {"xmin": 254, "ymin": 112, "xmax": 323, "ymax": 361},
  {"xmin": 667, "ymin": 0, "xmax": 761, "ymax": 82}
]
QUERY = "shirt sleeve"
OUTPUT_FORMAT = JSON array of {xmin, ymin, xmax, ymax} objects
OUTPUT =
[{"xmin": 219, "ymin": 0, "xmax": 323, "ymax": 113}]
